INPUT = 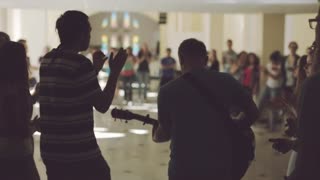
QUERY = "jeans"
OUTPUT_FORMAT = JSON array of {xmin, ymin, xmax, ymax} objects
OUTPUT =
[
  {"xmin": 287, "ymin": 151, "xmax": 297, "ymax": 176},
  {"xmin": 44, "ymin": 155, "xmax": 111, "ymax": 180},
  {"xmin": 121, "ymin": 75, "xmax": 134, "ymax": 101},
  {"xmin": 137, "ymin": 71, "xmax": 149, "ymax": 100},
  {"xmin": 258, "ymin": 86, "xmax": 282, "ymax": 109},
  {"xmin": 258, "ymin": 86, "xmax": 282, "ymax": 130}
]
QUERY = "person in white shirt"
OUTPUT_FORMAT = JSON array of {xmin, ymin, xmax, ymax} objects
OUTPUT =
[{"xmin": 258, "ymin": 51, "xmax": 284, "ymax": 129}]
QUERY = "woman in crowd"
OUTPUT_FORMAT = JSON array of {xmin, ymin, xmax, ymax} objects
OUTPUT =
[
  {"xmin": 208, "ymin": 49, "xmax": 220, "ymax": 72},
  {"xmin": 120, "ymin": 47, "xmax": 137, "ymax": 104},
  {"xmin": 270, "ymin": 54, "xmax": 310, "ymax": 179},
  {"xmin": 0, "ymin": 41, "xmax": 40, "ymax": 180},
  {"xmin": 230, "ymin": 51, "xmax": 248, "ymax": 82},
  {"xmin": 243, "ymin": 53, "xmax": 260, "ymax": 96},
  {"xmin": 137, "ymin": 43, "xmax": 152, "ymax": 102}
]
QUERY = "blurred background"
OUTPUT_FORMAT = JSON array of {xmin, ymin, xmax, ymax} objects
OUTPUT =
[{"xmin": 0, "ymin": 0, "xmax": 318, "ymax": 180}]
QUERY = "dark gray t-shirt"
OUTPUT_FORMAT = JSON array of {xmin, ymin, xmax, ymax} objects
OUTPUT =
[{"xmin": 158, "ymin": 68, "xmax": 254, "ymax": 179}]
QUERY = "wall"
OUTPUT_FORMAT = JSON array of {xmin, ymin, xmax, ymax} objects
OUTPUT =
[
  {"xmin": 262, "ymin": 14, "xmax": 285, "ymax": 64},
  {"xmin": 6, "ymin": 9, "xmax": 47, "ymax": 65},
  {"xmin": 284, "ymin": 13, "xmax": 316, "ymax": 56}
]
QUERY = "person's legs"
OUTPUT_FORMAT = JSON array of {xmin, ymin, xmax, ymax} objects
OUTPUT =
[
  {"xmin": 45, "ymin": 156, "xmax": 111, "ymax": 180},
  {"xmin": 127, "ymin": 76, "xmax": 134, "ymax": 101},
  {"xmin": 142, "ymin": 72, "xmax": 149, "ymax": 100},
  {"xmin": 0, "ymin": 155, "xmax": 39, "ymax": 180},
  {"xmin": 122, "ymin": 76, "xmax": 129, "ymax": 101},
  {"xmin": 269, "ymin": 87, "xmax": 282, "ymax": 131},
  {"xmin": 137, "ymin": 72, "xmax": 143, "ymax": 100},
  {"xmin": 258, "ymin": 86, "xmax": 271, "ymax": 110}
]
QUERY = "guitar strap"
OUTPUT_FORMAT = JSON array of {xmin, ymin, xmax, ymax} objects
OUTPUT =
[{"xmin": 182, "ymin": 72, "xmax": 237, "ymax": 131}]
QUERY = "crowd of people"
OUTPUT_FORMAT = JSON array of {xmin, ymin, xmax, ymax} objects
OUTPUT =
[{"xmin": 0, "ymin": 9, "xmax": 320, "ymax": 180}]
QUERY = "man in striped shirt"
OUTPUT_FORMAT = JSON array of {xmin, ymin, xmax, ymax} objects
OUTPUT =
[{"xmin": 39, "ymin": 11, "xmax": 127, "ymax": 180}]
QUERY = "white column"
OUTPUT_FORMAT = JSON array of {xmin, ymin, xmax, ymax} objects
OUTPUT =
[
  {"xmin": 262, "ymin": 14, "xmax": 285, "ymax": 65},
  {"xmin": 0, "ymin": 8, "xmax": 8, "ymax": 33},
  {"xmin": 223, "ymin": 14, "xmax": 246, "ymax": 53},
  {"xmin": 243, "ymin": 14, "xmax": 263, "ymax": 57},
  {"xmin": 210, "ymin": 14, "xmax": 224, "ymax": 61},
  {"xmin": 284, "ymin": 13, "xmax": 316, "ymax": 56}
]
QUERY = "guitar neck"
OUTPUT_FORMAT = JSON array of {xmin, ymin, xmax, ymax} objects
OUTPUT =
[{"xmin": 131, "ymin": 114, "xmax": 158, "ymax": 125}]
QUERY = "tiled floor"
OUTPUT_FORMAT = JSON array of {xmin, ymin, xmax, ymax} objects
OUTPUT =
[{"xmin": 32, "ymin": 99, "xmax": 290, "ymax": 180}]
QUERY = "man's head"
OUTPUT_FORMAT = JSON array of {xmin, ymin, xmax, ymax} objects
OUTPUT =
[
  {"xmin": 288, "ymin": 41, "xmax": 298, "ymax": 54},
  {"xmin": 178, "ymin": 38, "xmax": 208, "ymax": 72},
  {"xmin": 227, "ymin": 39, "xmax": 233, "ymax": 50},
  {"xmin": 126, "ymin": 47, "xmax": 133, "ymax": 55},
  {"xmin": 18, "ymin": 39, "xmax": 28, "ymax": 53},
  {"xmin": 56, "ymin": 11, "xmax": 91, "ymax": 51},
  {"xmin": 270, "ymin": 50, "xmax": 283, "ymax": 65},
  {"xmin": 0, "ymin": 32, "xmax": 10, "ymax": 48},
  {"xmin": 166, "ymin": 48, "xmax": 172, "ymax": 57}
]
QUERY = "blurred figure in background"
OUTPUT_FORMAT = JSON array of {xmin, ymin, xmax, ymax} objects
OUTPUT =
[
  {"xmin": 284, "ymin": 42, "xmax": 300, "ymax": 94},
  {"xmin": 208, "ymin": 49, "xmax": 220, "ymax": 72},
  {"xmin": 18, "ymin": 39, "xmax": 38, "ymax": 88},
  {"xmin": 243, "ymin": 53, "xmax": 260, "ymax": 96},
  {"xmin": 137, "ymin": 43, "xmax": 152, "ymax": 101},
  {"xmin": 258, "ymin": 51, "xmax": 284, "ymax": 130},
  {"xmin": 120, "ymin": 47, "xmax": 137, "ymax": 103},
  {"xmin": 230, "ymin": 51, "xmax": 248, "ymax": 82},
  {"xmin": 0, "ymin": 41, "xmax": 40, "ymax": 180},
  {"xmin": 160, "ymin": 48, "xmax": 176, "ymax": 87},
  {"xmin": 222, "ymin": 39, "xmax": 237, "ymax": 73}
]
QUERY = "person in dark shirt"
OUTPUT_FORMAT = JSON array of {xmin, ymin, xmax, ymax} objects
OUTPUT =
[
  {"xmin": 152, "ymin": 38, "xmax": 258, "ymax": 180},
  {"xmin": 39, "ymin": 11, "xmax": 127, "ymax": 180},
  {"xmin": 137, "ymin": 43, "xmax": 152, "ymax": 101},
  {"xmin": 160, "ymin": 48, "xmax": 176, "ymax": 87},
  {"xmin": 208, "ymin": 49, "xmax": 220, "ymax": 72},
  {"xmin": 287, "ymin": 12, "xmax": 320, "ymax": 180},
  {"xmin": 0, "ymin": 41, "xmax": 40, "ymax": 180}
]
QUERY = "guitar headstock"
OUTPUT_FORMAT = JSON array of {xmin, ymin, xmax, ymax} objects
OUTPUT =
[
  {"xmin": 111, "ymin": 108, "xmax": 157, "ymax": 125},
  {"xmin": 111, "ymin": 108, "xmax": 134, "ymax": 122}
]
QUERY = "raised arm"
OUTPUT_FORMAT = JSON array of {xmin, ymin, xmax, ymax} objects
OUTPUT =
[{"xmin": 90, "ymin": 48, "xmax": 127, "ymax": 113}]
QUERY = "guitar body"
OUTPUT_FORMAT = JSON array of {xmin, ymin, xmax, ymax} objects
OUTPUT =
[{"xmin": 231, "ymin": 126, "xmax": 255, "ymax": 180}]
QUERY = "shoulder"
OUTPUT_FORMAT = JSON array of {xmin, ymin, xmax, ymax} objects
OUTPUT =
[
  {"xmin": 44, "ymin": 50, "xmax": 89, "ymax": 62},
  {"xmin": 304, "ymin": 74, "xmax": 320, "ymax": 88}
]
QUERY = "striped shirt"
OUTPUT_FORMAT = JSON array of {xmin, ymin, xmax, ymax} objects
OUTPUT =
[{"xmin": 39, "ymin": 49, "xmax": 101, "ymax": 162}]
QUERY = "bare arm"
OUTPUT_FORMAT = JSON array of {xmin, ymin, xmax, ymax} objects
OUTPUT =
[
  {"xmin": 152, "ymin": 89, "xmax": 171, "ymax": 142},
  {"xmin": 152, "ymin": 122, "xmax": 171, "ymax": 143},
  {"xmin": 91, "ymin": 49, "xmax": 127, "ymax": 113}
]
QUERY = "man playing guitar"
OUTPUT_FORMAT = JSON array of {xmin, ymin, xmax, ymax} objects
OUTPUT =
[{"xmin": 151, "ymin": 39, "xmax": 259, "ymax": 180}]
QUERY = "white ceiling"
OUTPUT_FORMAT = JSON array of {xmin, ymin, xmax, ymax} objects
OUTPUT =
[{"xmin": 0, "ymin": 0, "xmax": 318, "ymax": 13}]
